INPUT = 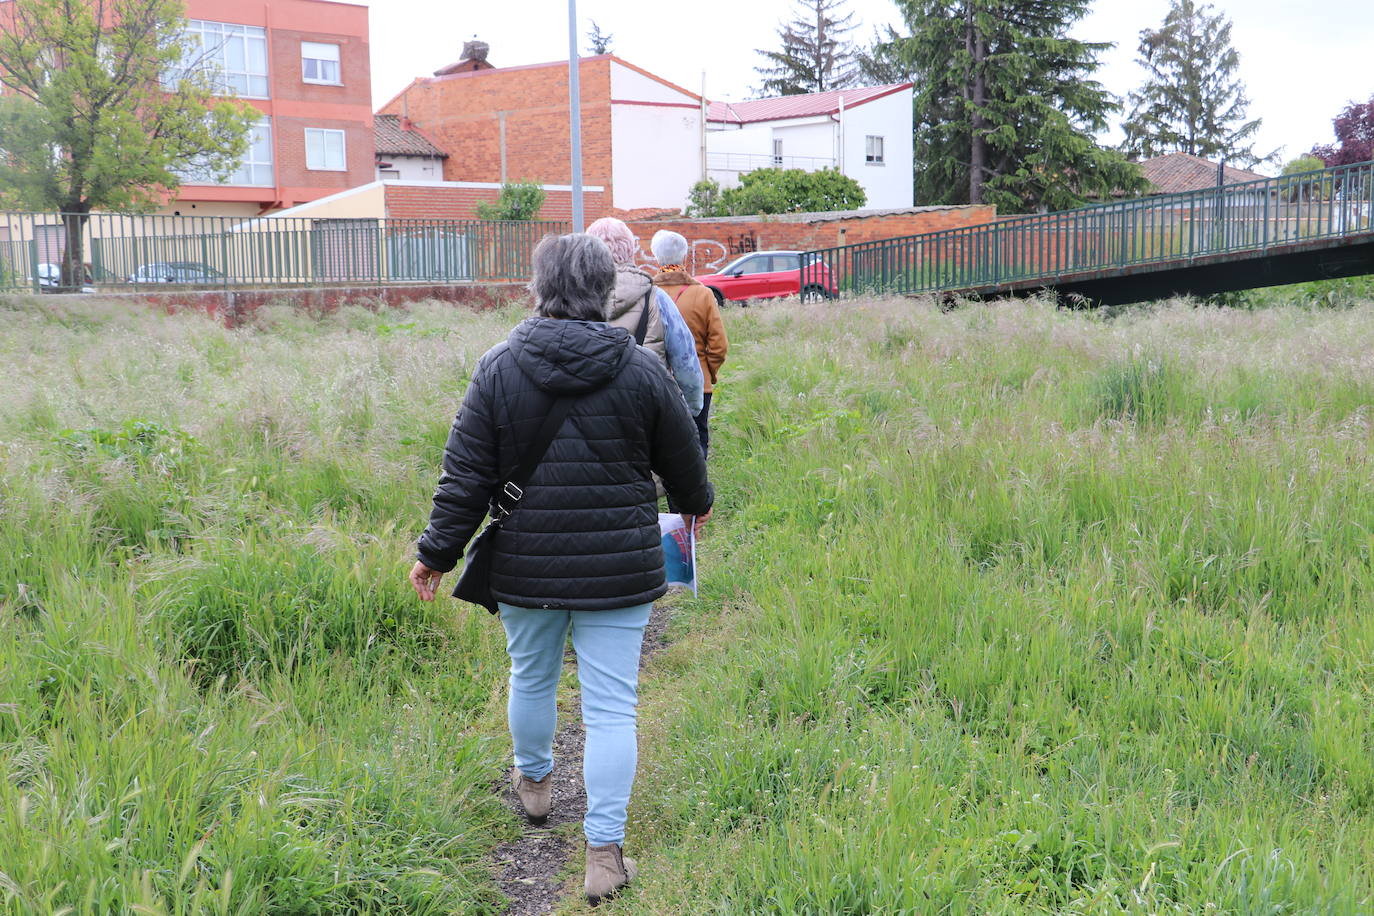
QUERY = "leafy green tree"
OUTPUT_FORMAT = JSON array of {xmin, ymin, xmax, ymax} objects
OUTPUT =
[
  {"xmin": 0, "ymin": 0, "xmax": 257, "ymax": 289},
  {"xmin": 1279, "ymin": 154, "xmax": 1329, "ymax": 202},
  {"xmin": 474, "ymin": 180, "xmax": 546, "ymax": 220},
  {"xmin": 716, "ymin": 168, "xmax": 866, "ymax": 215},
  {"xmin": 896, "ymin": 0, "xmax": 1146, "ymax": 213},
  {"xmin": 1122, "ymin": 0, "xmax": 1273, "ymax": 168},
  {"xmin": 755, "ymin": 0, "xmax": 858, "ymax": 96}
]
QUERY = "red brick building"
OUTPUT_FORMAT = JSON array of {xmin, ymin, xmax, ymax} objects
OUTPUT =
[
  {"xmin": 0, "ymin": 0, "xmax": 375, "ymax": 218},
  {"xmin": 162, "ymin": 0, "xmax": 376, "ymax": 217},
  {"xmin": 377, "ymin": 48, "xmax": 705, "ymax": 218}
]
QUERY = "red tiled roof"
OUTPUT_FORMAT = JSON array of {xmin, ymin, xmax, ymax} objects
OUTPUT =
[
  {"xmin": 707, "ymin": 83, "xmax": 912, "ymax": 125},
  {"xmin": 373, "ymin": 114, "xmax": 447, "ymax": 158},
  {"xmin": 1138, "ymin": 152, "xmax": 1267, "ymax": 194}
]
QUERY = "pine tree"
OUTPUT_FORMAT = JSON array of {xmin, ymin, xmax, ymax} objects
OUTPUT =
[
  {"xmin": 754, "ymin": 0, "xmax": 858, "ymax": 96},
  {"xmin": 586, "ymin": 20, "xmax": 613, "ymax": 56},
  {"xmin": 898, "ymin": 0, "xmax": 1146, "ymax": 212},
  {"xmin": 854, "ymin": 26, "xmax": 915, "ymax": 86},
  {"xmin": 1122, "ymin": 0, "xmax": 1272, "ymax": 168}
]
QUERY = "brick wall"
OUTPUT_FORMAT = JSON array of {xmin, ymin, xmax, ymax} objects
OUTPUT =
[
  {"xmin": 625, "ymin": 206, "xmax": 997, "ymax": 272},
  {"xmin": 377, "ymin": 57, "xmax": 615, "ymax": 205},
  {"xmin": 384, "ymin": 185, "xmax": 609, "ymax": 222}
]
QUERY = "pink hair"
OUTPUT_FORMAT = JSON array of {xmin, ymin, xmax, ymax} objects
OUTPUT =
[{"xmin": 585, "ymin": 217, "xmax": 641, "ymax": 266}]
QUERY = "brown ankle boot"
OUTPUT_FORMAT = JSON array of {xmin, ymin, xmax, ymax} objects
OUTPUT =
[
  {"xmin": 585, "ymin": 842, "xmax": 637, "ymax": 905},
  {"xmin": 511, "ymin": 767, "xmax": 551, "ymax": 825}
]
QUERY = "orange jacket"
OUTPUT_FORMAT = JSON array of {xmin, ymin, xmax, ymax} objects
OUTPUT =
[{"xmin": 654, "ymin": 268, "xmax": 728, "ymax": 393}]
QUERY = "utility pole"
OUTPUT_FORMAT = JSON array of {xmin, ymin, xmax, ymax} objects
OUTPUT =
[{"xmin": 568, "ymin": 0, "xmax": 585, "ymax": 231}]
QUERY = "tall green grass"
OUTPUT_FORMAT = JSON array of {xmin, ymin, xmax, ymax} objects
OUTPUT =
[
  {"xmin": 7, "ymin": 292, "xmax": 1374, "ymax": 914},
  {"xmin": 0, "ymin": 298, "xmax": 518, "ymax": 914},
  {"xmin": 605, "ymin": 295, "xmax": 1374, "ymax": 914}
]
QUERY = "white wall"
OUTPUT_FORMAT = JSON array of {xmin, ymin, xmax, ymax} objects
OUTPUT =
[
  {"xmin": 702, "ymin": 88, "xmax": 914, "ymax": 208},
  {"xmin": 608, "ymin": 60, "xmax": 704, "ymax": 210},
  {"xmin": 612, "ymin": 103, "xmax": 703, "ymax": 209},
  {"xmin": 376, "ymin": 155, "xmax": 443, "ymax": 183},
  {"xmin": 839, "ymin": 92, "xmax": 913, "ymax": 209},
  {"xmin": 706, "ymin": 117, "xmax": 837, "ymax": 187},
  {"xmin": 610, "ymin": 60, "xmax": 697, "ymax": 104}
]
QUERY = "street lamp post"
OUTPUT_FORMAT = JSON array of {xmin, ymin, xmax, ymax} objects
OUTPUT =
[{"xmin": 568, "ymin": 0, "xmax": 584, "ymax": 231}]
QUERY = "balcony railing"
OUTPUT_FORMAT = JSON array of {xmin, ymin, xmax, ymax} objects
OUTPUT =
[{"xmin": 707, "ymin": 151, "xmax": 837, "ymax": 174}]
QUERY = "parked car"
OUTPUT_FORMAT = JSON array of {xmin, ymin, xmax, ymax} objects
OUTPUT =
[
  {"xmin": 35, "ymin": 263, "xmax": 95, "ymax": 293},
  {"xmin": 128, "ymin": 261, "xmax": 224, "ymax": 284},
  {"xmin": 694, "ymin": 250, "xmax": 837, "ymax": 305}
]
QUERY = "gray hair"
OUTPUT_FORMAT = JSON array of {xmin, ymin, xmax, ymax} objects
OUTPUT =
[
  {"xmin": 529, "ymin": 233, "xmax": 614, "ymax": 321},
  {"xmin": 651, "ymin": 230, "xmax": 689, "ymax": 266}
]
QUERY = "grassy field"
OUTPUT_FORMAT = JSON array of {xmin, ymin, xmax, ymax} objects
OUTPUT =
[{"xmin": 3, "ymin": 292, "xmax": 1374, "ymax": 914}]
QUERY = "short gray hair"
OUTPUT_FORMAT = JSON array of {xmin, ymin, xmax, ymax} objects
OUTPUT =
[
  {"xmin": 529, "ymin": 233, "xmax": 614, "ymax": 321},
  {"xmin": 651, "ymin": 230, "xmax": 689, "ymax": 266}
]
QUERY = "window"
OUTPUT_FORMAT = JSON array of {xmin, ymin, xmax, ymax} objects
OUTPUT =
[
  {"xmin": 735, "ymin": 256, "xmax": 775, "ymax": 275},
  {"xmin": 184, "ymin": 20, "xmax": 269, "ymax": 98},
  {"xmin": 772, "ymin": 139, "xmax": 783, "ymax": 166},
  {"xmin": 305, "ymin": 128, "xmax": 347, "ymax": 171},
  {"xmin": 865, "ymin": 135, "xmax": 884, "ymax": 165},
  {"xmin": 301, "ymin": 42, "xmax": 341, "ymax": 85},
  {"xmin": 177, "ymin": 117, "xmax": 273, "ymax": 186},
  {"xmin": 230, "ymin": 118, "xmax": 275, "ymax": 185}
]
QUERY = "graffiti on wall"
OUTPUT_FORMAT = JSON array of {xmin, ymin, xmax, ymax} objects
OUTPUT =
[
  {"xmin": 727, "ymin": 233, "xmax": 758, "ymax": 254},
  {"xmin": 631, "ymin": 231, "xmax": 761, "ymax": 274}
]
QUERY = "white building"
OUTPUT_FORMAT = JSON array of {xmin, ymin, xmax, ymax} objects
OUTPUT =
[
  {"xmin": 706, "ymin": 83, "xmax": 914, "ymax": 210},
  {"xmin": 373, "ymin": 114, "xmax": 447, "ymax": 183}
]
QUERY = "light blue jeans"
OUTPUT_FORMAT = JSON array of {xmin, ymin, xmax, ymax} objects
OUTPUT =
[{"xmin": 498, "ymin": 601, "xmax": 652, "ymax": 846}]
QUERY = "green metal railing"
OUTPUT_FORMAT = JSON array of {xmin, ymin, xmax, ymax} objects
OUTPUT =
[
  {"xmin": 0, "ymin": 212, "xmax": 568, "ymax": 294},
  {"xmin": 801, "ymin": 159, "xmax": 1374, "ymax": 299}
]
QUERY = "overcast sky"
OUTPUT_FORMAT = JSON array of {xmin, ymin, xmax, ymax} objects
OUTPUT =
[{"xmin": 362, "ymin": 0, "xmax": 1373, "ymax": 172}]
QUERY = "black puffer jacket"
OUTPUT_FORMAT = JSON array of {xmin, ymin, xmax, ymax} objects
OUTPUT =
[{"xmin": 416, "ymin": 317, "xmax": 713, "ymax": 610}]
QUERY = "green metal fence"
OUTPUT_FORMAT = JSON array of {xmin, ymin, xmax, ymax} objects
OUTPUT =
[
  {"xmin": 800, "ymin": 159, "xmax": 1374, "ymax": 300},
  {"xmin": 0, "ymin": 212, "xmax": 569, "ymax": 294}
]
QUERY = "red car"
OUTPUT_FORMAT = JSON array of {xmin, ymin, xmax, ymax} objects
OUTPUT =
[{"xmin": 695, "ymin": 250, "xmax": 836, "ymax": 305}]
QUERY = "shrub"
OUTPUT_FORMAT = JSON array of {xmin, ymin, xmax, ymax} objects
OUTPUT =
[
  {"xmin": 686, "ymin": 178, "xmax": 727, "ymax": 217},
  {"xmin": 474, "ymin": 179, "xmax": 546, "ymax": 220},
  {"xmin": 721, "ymin": 167, "xmax": 867, "ymax": 215}
]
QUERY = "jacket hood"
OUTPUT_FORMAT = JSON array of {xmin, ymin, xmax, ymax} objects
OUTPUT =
[
  {"xmin": 607, "ymin": 265, "xmax": 653, "ymax": 321},
  {"xmin": 508, "ymin": 317, "xmax": 636, "ymax": 394},
  {"xmin": 653, "ymin": 268, "xmax": 698, "ymax": 287}
]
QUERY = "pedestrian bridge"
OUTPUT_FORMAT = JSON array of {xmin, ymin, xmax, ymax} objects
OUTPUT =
[{"xmin": 801, "ymin": 160, "xmax": 1374, "ymax": 306}]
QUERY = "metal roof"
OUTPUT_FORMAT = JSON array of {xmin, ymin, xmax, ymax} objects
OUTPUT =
[{"xmin": 707, "ymin": 83, "xmax": 912, "ymax": 125}]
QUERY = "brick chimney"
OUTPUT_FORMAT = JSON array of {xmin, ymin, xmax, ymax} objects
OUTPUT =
[{"xmin": 435, "ymin": 39, "xmax": 493, "ymax": 76}]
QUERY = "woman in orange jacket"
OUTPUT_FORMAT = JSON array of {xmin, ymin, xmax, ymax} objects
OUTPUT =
[{"xmin": 650, "ymin": 230, "xmax": 727, "ymax": 457}]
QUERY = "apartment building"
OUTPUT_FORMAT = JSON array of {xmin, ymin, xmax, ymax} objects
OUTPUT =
[{"xmin": 166, "ymin": 0, "xmax": 376, "ymax": 216}]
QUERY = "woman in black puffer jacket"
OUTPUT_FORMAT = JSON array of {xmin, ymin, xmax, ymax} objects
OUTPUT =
[{"xmin": 408, "ymin": 233, "xmax": 713, "ymax": 904}]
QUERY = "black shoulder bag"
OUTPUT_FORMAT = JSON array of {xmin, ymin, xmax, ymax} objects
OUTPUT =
[
  {"xmin": 634, "ymin": 289, "xmax": 652, "ymax": 344},
  {"xmin": 451, "ymin": 395, "xmax": 576, "ymax": 614}
]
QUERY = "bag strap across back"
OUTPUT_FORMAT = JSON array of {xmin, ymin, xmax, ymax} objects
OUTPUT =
[
  {"xmin": 492, "ymin": 395, "xmax": 575, "ymax": 519},
  {"xmin": 633, "ymin": 289, "xmax": 652, "ymax": 345}
]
